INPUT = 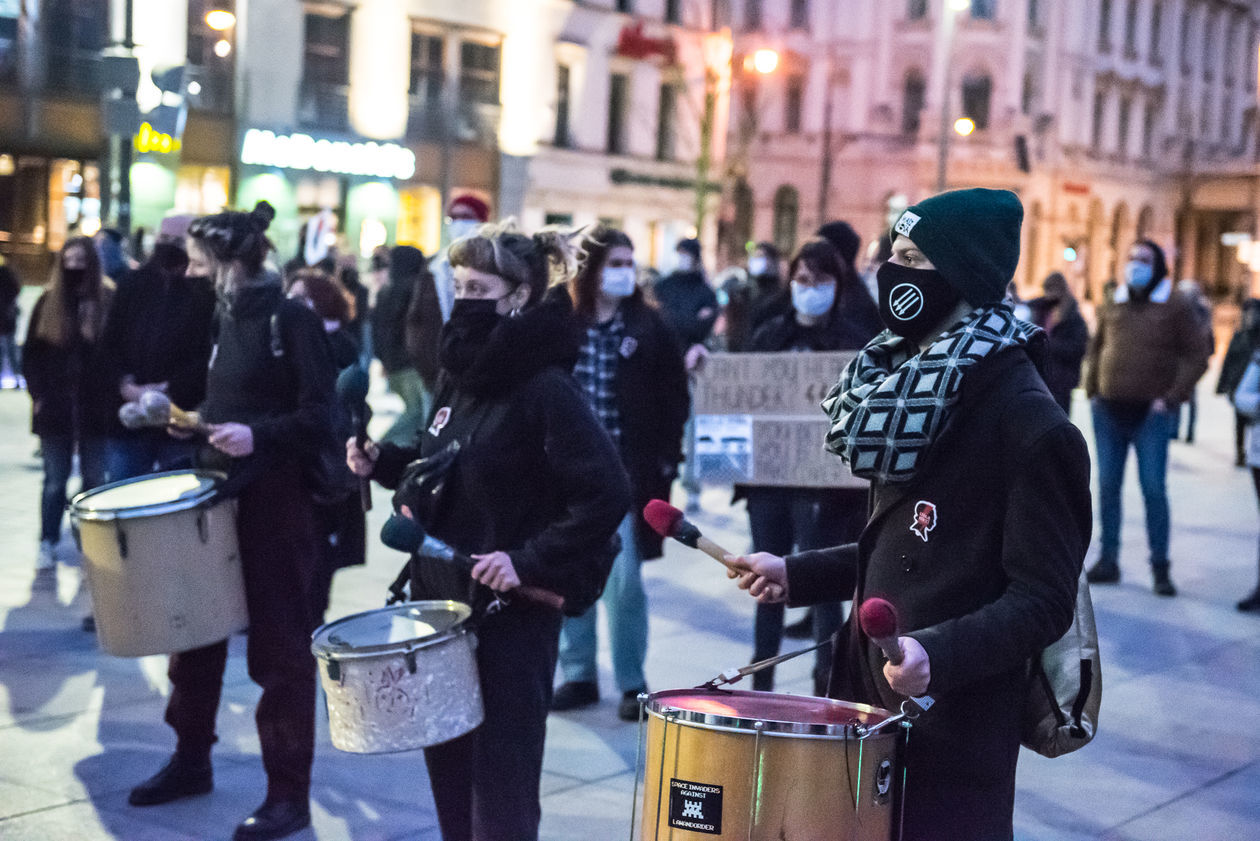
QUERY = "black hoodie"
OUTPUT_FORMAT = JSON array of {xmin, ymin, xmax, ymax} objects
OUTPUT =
[{"xmin": 373, "ymin": 288, "xmax": 630, "ymax": 615}]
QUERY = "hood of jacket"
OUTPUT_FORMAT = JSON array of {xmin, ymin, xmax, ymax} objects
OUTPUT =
[{"xmin": 448, "ymin": 285, "xmax": 583, "ymax": 396}]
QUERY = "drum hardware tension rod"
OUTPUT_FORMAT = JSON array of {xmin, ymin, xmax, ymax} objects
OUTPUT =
[
  {"xmin": 697, "ymin": 638, "xmax": 832, "ymax": 690},
  {"xmin": 855, "ymin": 696, "xmax": 935, "ymax": 739},
  {"xmin": 628, "ymin": 693, "xmax": 647, "ymax": 841}
]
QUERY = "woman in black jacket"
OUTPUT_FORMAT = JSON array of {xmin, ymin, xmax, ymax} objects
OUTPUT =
[
  {"xmin": 733, "ymin": 189, "xmax": 1091, "ymax": 841},
  {"xmin": 738, "ymin": 238, "xmax": 877, "ymax": 695},
  {"xmin": 24, "ymin": 236, "xmax": 114, "ymax": 575},
  {"xmin": 551, "ymin": 226, "xmax": 690, "ymax": 720},
  {"xmin": 349, "ymin": 223, "xmax": 629, "ymax": 841},
  {"xmin": 1027, "ymin": 271, "xmax": 1089, "ymax": 414},
  {"xmin": 126, "ymin": 202, "xmax": 337, "ymax": 841}
]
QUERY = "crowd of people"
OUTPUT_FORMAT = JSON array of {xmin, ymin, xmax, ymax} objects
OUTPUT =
[{"xmin": 3, "ymin": 185, "xmax": 1258, "ymax": 841}]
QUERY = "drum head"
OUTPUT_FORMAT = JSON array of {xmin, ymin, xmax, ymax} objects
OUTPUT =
[
  {"xmin": 70, "ymin": 470, "xmax": 223, "ymax": 520},
  {"xmin": 312, "ymin": 601, "xmax": 472, "ymax": 660},
  {"xmin": 646, "ymin": 689, "xmax": 893, "ymax": 737}
]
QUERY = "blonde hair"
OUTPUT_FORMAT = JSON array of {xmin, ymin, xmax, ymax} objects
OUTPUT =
[{"xmin": 448, "ymin": 219, "xmax": 578, "ymax": 307}]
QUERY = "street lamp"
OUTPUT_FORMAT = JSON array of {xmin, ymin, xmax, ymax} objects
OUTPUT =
[
  {"xmin": 205, "ymin": 9, "xmax": 236, "ymax": 31},
  {"xmin": 935, "ymin": 0, "xmax": 971, "ymax": 191},
  {"xmin": 750, "ymin": 48, "xmax": 779, "ymax": 75},
  {"xmin": 953, "ymin": 116, "xmax": 975, "ymax": 136}
]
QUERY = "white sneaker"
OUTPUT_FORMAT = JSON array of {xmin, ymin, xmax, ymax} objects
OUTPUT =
[{"xmin": 36, "ymin": 540, "xmax": 57, "ymax": 571}]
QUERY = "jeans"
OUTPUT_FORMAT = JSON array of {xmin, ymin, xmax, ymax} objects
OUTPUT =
[
  {"xmin": 106, "ymin": 434, "xmax": 197, "ymax": 482},
  {"xmin": 1092, "ymin": 400, "xmax": 1173, "ymax": 565},
  {"xmin": 0, "ymin": 333, "xmax": 19, "ymax": 383},
  {"xmin": 745, "ymin": 487, "xmax": 865, "ymax": 694},
  {"xmin": 40, "ymin": 433, "xmax": 107, "ymax": 543},
  {"xmin": 383, "ymin": 367, "xmax": 430, "ymax": 445},
  {"xmin": 557, "ymin": 514, "xmax": 647, "ymax": 692}
]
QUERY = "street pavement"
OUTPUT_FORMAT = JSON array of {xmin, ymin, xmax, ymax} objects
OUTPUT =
[{"xmin": 1, "ymin": 369, "xmax": 1259, "ymax": 841}]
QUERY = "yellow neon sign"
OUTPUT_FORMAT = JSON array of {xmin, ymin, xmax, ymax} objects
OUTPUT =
[{"xmin": 134, "ymin": 122, "xmax": 182, "ymax": 154}]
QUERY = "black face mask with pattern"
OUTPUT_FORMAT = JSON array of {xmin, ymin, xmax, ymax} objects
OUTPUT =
[{"xmin": 876, "ymin": 261, "xmax": 962, "ymax": 345}]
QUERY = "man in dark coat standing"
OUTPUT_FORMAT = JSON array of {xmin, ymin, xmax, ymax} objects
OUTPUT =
[{"xmin": 733, "ymin": 189, "xmax": 1092, "ymax": 841}]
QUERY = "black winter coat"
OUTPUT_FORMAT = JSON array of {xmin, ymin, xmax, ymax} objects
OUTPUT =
[
  {"xmin": 373, "ymin": 289, "xmax": 630, "ymax": 615},
  {"xmin": 594, "ymin": 295, "xmax": 690, "ymax": 559},
  {"xmin": 23, "ymin": 292, "xmax": 114, "ymax": 438},
  {"xmin": 198, "ymin": 279, "xmax": 337, "ymax": 493},
  {"xmin": 784, "ymin": 344, "xmax": 1091, "ymax": 841},
  {"xmin": 653, "ymin": 269, "xmax": 718, "ymax": 348},
  {"xmin": 372, "ymin": 276, "xmax": 415, "ymax": 374},
  {"xmin": 99, "ymin": 264, "xmax": 216, "ymax": 435},
  {"xmin": 1036, "ymin": 306, "xmax": 1089, "ymax": 410}
]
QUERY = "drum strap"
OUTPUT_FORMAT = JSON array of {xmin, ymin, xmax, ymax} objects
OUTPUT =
[{"xmin": 698, "ymin": 637, "xmax": 833, "ymax": 691}]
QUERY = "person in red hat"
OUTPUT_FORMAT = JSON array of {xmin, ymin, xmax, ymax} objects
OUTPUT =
[{"xmin": 430, "ymin": 194, "xmax": 491, "ymax": 321}]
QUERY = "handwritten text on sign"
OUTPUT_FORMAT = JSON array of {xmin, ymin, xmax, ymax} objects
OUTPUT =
[{"xmin": 692, "ymin": 352, "xmax": 865, "ymax": 488}]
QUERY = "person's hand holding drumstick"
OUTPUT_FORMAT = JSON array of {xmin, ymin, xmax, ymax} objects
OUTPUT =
[{"xmin": 726, "ymin": 552, "xmax": 788, "ymax": 603}]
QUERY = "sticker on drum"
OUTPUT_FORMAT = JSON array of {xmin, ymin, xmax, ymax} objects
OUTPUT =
[{"xmin": 668, "ymin": 778, "xmax": 723, "ymax": 834}]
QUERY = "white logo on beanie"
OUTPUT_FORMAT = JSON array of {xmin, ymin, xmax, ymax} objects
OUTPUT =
[{"xmin": 894, "ymin": 211, "xmax": 921, "ymax": 237}]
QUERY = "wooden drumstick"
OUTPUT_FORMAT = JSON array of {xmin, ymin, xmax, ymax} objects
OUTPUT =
[{"xmin": 140, "ymin": 390, "xmax": 210, "ymax": 435}]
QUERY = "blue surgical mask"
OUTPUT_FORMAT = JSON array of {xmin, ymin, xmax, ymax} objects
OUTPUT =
[
  {"xmin": 1125, "ymin": 261, "xmax": 1154, "ymax": 290},
  {"xmin": 600, "ymin": 266, "xmax": 637, "ymax": 298},
  {"xmin": 791, "ymin": 282, "xmax": 836, "ymax": 319},
  {"xmin": 748, "ymin": 255, "xmax": 770, "ymax": 276}
]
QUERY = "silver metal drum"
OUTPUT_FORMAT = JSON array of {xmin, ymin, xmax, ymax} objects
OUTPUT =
[
  {"xmin": 311, "ymin": 600, "xmax": 483, "ymax": 754},
  {"xmin": 70, "ymin": 470, "xmax": 246, "ymax": 657}
]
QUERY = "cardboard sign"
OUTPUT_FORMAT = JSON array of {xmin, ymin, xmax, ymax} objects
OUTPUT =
[{"xmin": 692, "ymin": 352, "xmax": 866, "ymax": 488}]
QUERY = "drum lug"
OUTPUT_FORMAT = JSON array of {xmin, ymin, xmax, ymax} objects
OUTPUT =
[
  {"xmin": 114, "ymin": 522, "xmax": 128, "ymax": 559},
  {"xmin": 404, "ymin": 649, "xmax": 418, "ymax": 675}
]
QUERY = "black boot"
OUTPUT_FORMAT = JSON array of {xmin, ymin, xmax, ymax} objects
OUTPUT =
[
  {"xmin": 232, "ymin": 798, "xmax": 311, "ymax": 841},
  {"xmin": 1237, "ymin": 588, "xmax": 1260, "ymax": 613},
  {"xmin": 1152, "ymin": 563, "xmax": 1177, "ymax": 597},
  {"xmin": 128, "ymin": 754, "xmax": 213, "ymax": 806},
  {"xmin": 1086, "ymin": 558, "xmax": 1120, "ymax": 584},
  {"xmin": 550, "ymin": 681, "xmax": 599, "ymax": 711}
]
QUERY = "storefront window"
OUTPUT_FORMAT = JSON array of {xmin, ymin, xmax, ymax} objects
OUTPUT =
[{"xmin": 397, "ymin": 184, "xmax": 441, "ymax": 256}]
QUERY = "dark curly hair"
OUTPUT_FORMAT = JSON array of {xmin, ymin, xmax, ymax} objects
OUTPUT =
[
  {"xmin": 448, "ymin": 221, "xmax": 576, "ymax": 309},
  {"xmin": 188, "ymin": 200, "xmax": 276, "ymax": 277}
]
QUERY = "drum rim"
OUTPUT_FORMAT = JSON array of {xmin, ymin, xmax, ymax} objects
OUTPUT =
[
  {"xmin": 69, "ymin": 469, "xmax": 227, "ymax": 521},
  {"xmin": 645, "ymin": 689, "xmax": 893, "ymax": 739},
  {"xmin": 310, "ymin": 600, "xmax": 474, "ymax": 661}
]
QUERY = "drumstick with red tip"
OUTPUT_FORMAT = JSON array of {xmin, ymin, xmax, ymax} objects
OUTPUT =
[
  {"xmin": 642, "ymin": 500, "xmax": 751, "ymax": 574},
  {"xmin": 859, "ymin": 597, "xmax": 904, "ymax": 665}
]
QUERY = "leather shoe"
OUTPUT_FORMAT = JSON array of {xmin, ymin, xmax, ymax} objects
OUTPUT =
[
  {"xmin": 1237, "ymin": 589, "xmax": 1260, "ymax": 613},
  {"xmin": 1085, "ymin": 559, "xmax": 1120, "ymax": 584},
  {"xmin": 233, "ymin": 799, "xmax": 311, "ymax": 841},
  {"xmin": 551, "ymin": 681, "xmax": 599, "ymax": 711},
  {"xmin": 128, "ymin": 755, "xmax": 212, "ymax": 806},
  {"xmin": 618, "ymin": 689, "xmax": 646, "ymax": 722},
  {"xmin": 1152, "ymin": 565, "xmax": 1177, "ymax": 597}
]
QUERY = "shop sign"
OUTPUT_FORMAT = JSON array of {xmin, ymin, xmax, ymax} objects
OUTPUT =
[
  {"xmin": 616, "ymin": 21, "xmax": 676, "ymax": 62},
  {"xmin": 240, "ymin": 129, "xmax": 416, "ymax": 180},
  {"xmin": 1062, "ymin": 181, "xmax": 1091, "ymax": 195},
  {"xmin": 134, "ymin": 121, "xmax": 181, "ymax": 154}
]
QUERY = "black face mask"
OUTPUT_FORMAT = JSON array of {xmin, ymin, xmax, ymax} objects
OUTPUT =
[
  {"xmin": 439, "ymin": 298, "xmax": 503, "ymax": 374},
  {"xmin": 876, "ymin": 261, "xmax": 962, "ymax": 345},
  {"xmin": 62, "ymin": 268, "xmax": 88, "ymax": 291}
]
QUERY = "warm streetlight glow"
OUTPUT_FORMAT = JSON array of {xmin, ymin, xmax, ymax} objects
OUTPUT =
[
  {"xmin": 953, "ymin": 117, "xmax": 976, "ymax": 136},
  {"xmin": 205, "ymin": 9, "xmax": 236, "ymax": 30},
  {"xmin": 751, "ymin": 48, "xmax": 779, "ymax": 75},
  {"xmin": 213, "ymin": 39, "xmax": 232, "ymax": 58}
]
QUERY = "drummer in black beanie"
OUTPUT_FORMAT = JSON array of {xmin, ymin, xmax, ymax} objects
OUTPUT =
[
  {"xmin": 126, "ymin": 202, "xmax": 336, "ymax": 841},
  {"xmin": 732, "ymin": 188, "xmax": 1092, "ymax": 841}
]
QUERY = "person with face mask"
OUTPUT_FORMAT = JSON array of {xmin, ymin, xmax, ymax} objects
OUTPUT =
[
  {"xmin": 1218, "ymin": 298, "xmax": 1260, "ymax": 466},
  {"xmin": 428, "ymin": 193, "xmax": 491, "ymax": 323},
  {"xmin": 727, "ymin": 188, "xmax": 1092, "ymax": 841},
  {"xmin": 745, "ymin": 241, "xmax": 794, "ymax": 339},
  {"xmin": 125, "ymin": 201, "xmax": 337, "ymax": 841},
  {"xmin": 734, "ymin": 238, "xmax": 879, "ymax": 694},
  {"xmin": 99, "ymin": 215, "xmax": 216, "ymax": 481},
  {"xmin": 653, "ymin": 237, "xmax": 718, "ymax": 357},
  {"xmin": 347, "ymin": 223, "xmax": 629, "ymax": 841},
  {"xmin": 551, "ymin": 227, "xmax": 690, "ymax": 720},
  {"xmin": 24, "ymin": 237, "xmax": 115, "ymax": 581},
  {"xmin": 1083, "ymin": 240, "xmax": 1211, "ymax": 595},
  {"xmin": 1026, "ymin": 271, "xmax": 1088, "ymax": 414}
]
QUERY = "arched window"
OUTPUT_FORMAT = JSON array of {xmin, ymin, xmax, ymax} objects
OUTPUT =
[
  {"xmin": 772, "ymin": 185, "xmax": 799, "ymax": 256},
  {"xmin": 902, "ymin": 70, "xmax": 926, "ymax": 135},
  {"xmin": 961, "ymin": 73, "xmax": 992, "ymax": 130}
]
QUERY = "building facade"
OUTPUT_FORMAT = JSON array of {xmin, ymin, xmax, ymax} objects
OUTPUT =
[{"xmin": 727, "ymin": 0, "xmax": 1260, "ymax": 303}]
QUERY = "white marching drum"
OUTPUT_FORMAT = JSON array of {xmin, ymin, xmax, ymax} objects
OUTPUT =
[
  {"xmin": 70, "ymin": 470, "xmax": 247, "ymax": 657},
  {"xmin": 311, "ymin": 601, "xmax": 483, "ymax": 754}
]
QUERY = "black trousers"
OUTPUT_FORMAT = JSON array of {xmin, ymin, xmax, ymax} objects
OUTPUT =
[
  {"xmin": 746, "ymin": 487, "xmax": 865, "ymax": 694},
  {"xmin": 163, "ymin": 462, "xmax": 319, "ymax": 802},
  {"xmin": 423, "ymin": 600, "xmax": 562, "ymax": 841}
]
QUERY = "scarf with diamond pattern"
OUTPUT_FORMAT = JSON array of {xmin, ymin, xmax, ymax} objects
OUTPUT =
[{"xmin": 822, "ymin": 304, "xmax": 1039, "ymax": 484}]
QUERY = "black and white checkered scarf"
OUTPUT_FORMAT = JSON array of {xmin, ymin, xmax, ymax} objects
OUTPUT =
[{"xmin": 822, "ymin": 304, "xmax": 1039, "ymax": 484}]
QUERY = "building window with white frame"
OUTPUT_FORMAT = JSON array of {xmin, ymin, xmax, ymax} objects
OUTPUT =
[
  {"xmin": 555, "ymin": 63, "xmax": 572, "ymax": 148},
  {"xmin": 607, "ymin": 72, "xmax": 629, "ymax": 155},
  {"xmin": 300, "ymin": 7, "xmax": 350, "ymax": 131}
]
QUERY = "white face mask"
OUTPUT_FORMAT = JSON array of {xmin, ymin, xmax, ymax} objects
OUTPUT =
[
  {"xmin": 791, "ymin": 282, "xmax": 836, "ymax": 318},
  {"xmin": 601, "ymin": 266, "xmax": 637, "ymax": 298},
  {"xmin": 446, "ymin": 219, "xmax": 480, "ymax": 243},
  {"xmin": 748, "ymin": 255, "xmax": 770, "ymax": 276}
]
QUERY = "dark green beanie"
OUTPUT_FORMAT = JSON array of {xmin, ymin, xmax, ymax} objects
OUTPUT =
[{"xmin": 890, "ymin": 188, "xmax": 1023, "ymax": 306}]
